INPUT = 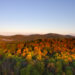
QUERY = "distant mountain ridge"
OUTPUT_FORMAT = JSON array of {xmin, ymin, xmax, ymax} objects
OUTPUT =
[{"xmin": 0, "ymin": 33, "xmax": 75, "ymax": 42}]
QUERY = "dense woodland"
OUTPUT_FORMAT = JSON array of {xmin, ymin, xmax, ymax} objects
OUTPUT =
[{"xmin": 0, "ymin": 37, "xmax": 75, "ymax": 75}]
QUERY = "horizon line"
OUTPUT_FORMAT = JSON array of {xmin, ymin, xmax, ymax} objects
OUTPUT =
[{"xmin": 0, "ymin": 32, "xmax": 75, "ymax": 36}]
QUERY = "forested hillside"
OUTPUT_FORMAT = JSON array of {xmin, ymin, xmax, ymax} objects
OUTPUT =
[{"xmin": 0, "ymin": 36, "xmax": 75, "ymax": 75}]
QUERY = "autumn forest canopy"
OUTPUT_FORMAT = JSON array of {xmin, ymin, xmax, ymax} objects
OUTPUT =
[{"xmin": 0, "ymin": 34, "xmax": 75, "ymax": 75}]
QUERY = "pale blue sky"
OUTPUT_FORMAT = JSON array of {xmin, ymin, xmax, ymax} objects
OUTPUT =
[{"xmin": 0, "ymin": 0, "xmax": 75, "ymax": 35}]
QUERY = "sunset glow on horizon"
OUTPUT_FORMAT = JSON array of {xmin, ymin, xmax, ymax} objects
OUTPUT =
[{"xmin": 0, "ymin": 0, "xmax": 75, "ymax": 35}]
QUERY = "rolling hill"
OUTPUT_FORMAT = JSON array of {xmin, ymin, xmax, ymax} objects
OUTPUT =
[{"xmin": 0, "ymin": 33, "xmax": 75, "ymax": 42}]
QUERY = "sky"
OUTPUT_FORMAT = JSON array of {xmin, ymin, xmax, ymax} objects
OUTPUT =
[{"xmin": 0, "ymin": 0, "xmax": 75, "ymax": 35}]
